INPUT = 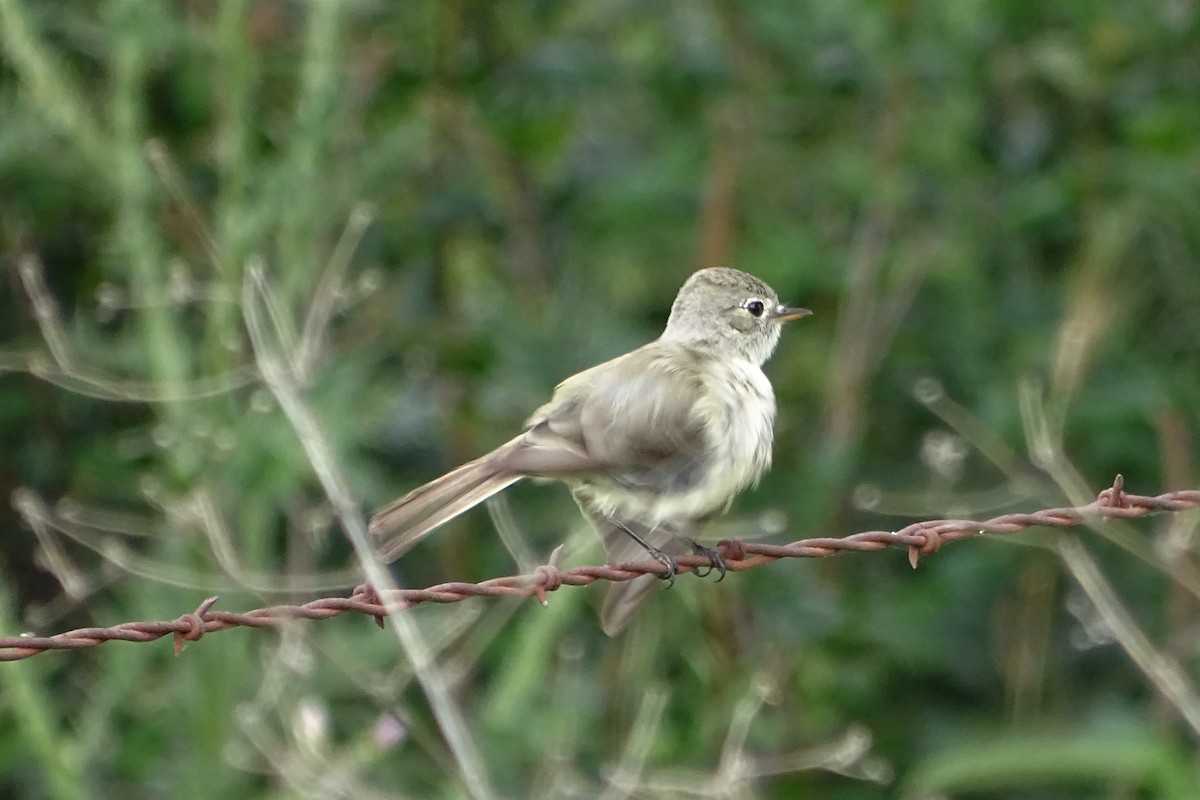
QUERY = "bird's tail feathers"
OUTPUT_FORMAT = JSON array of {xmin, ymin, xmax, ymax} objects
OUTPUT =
[{"xmin": 370, "ymin": 440, "xmax": 524, "ymax": 562}]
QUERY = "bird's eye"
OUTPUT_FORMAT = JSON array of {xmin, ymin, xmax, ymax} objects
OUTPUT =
[{"xmin": 745, "ymin": 300, "xmax": 766, "ymax": 317}]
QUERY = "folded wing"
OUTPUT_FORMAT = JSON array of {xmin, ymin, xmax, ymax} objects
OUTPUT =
[{"xmin": 370, "ymin": 343, "xmax": 708, "ymax": 561}]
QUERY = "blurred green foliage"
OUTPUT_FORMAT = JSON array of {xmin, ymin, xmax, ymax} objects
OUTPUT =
[{"xmin": 1, "ymin": 1, "xmax": 1199, "ymax": 798}]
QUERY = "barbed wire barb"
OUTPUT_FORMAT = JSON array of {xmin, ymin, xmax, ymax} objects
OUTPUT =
[{"xmin": 3, "ymin": 476, "xmax": 1198, "ymax": 662}]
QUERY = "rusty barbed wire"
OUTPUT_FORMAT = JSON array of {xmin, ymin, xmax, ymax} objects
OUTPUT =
[{"xmin": 3, "ymin": 476, "xmax": 1198, "ymax": 661}]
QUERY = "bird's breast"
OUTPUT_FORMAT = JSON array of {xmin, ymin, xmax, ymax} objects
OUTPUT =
[{"xmin": 693, "ymin": 357, "xmax": 776, "ymax": 506}]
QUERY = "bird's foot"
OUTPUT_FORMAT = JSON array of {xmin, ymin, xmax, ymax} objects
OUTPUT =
[
  {"xmin": 644, "ymin": 547, "xmax": 679, "ymax": 586},
  {"xmin": 688, "ymin": 539, "xmax": 727, "ymax": 581}
]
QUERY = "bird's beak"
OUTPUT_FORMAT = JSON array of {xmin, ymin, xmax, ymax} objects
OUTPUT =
[{"xmin": 773, "ymin": 305, "xmax": 813, "ymax": 322}]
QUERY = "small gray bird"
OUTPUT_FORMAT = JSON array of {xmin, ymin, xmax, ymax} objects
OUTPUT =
[{"xmin": 370, "ymin": 267, "xmax": 810, "ymax": 634}]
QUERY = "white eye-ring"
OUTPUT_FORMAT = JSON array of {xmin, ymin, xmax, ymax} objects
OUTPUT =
[{"xmin": 744, "ymin": 299, "xmax": 766, "ymax": 317}]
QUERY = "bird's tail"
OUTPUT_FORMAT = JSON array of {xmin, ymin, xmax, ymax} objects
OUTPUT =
[{"xmin": 369, "ymin": 439, "xmax": 525, "ymax": 562}]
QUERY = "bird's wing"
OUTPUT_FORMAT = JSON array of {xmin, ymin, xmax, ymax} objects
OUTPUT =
[
  {"xmin": 369, "ymin": 345, "xmax": 708, "ymax": 560},
  {"xmin": 497, "ymin": 344, "xmax": 709, "ymax": 476}
]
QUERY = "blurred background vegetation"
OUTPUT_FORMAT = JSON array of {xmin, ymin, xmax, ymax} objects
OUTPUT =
[{"xmin": 2, "ymin": 1, "xmax": 1199, "ymax": 797}]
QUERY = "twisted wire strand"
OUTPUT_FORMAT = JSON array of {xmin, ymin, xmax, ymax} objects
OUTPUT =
[{"xmin": 3, "ymin": 476, "xmax": 1197, "ymax": 661}]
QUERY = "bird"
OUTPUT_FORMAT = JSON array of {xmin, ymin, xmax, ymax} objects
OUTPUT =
[{"xmin": 370, "ymin": 267, "xmax": 811, "ymax": 634}]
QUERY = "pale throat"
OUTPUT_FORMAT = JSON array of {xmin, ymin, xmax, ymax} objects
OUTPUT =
[{"xmin": 658, "ymin": 325, "xmax": 780, "ymax": 367}]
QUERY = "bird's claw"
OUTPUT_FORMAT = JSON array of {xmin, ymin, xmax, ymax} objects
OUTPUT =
[
  {"xmin": 688, "ymin": 539, "xmax": 727, "ymax": 581},
  {"xmin": 647, "ymin": 548, "xmax": 679, "ymax": 586}
]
